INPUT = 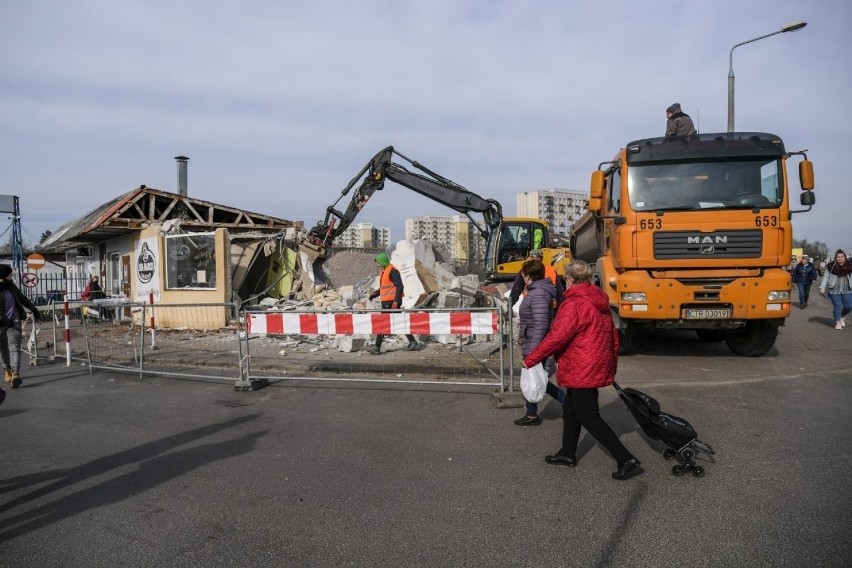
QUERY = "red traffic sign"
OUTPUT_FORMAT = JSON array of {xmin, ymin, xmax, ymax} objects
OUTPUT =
[
  {"xmin": 27, "ymin": 253, "xmax": 46, "ymax": 271},
  {"xmin": 22, "ymin": 272, "xmax": 39, "ymax": 288}
]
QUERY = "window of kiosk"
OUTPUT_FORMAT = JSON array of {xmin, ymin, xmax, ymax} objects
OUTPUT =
[{"xmin": 165, "ymin": 233, "xmax": 217, "ymax": 290}]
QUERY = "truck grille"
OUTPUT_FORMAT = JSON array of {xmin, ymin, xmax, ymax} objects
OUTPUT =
[{"xmin": 654, "ymin": 230, "xmax": 762, "ymax": 259}]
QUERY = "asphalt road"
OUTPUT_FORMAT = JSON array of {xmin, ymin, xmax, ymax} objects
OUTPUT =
[{"xmin": 1, "ymin": 299, "xmax": 850, "ymax": 567}]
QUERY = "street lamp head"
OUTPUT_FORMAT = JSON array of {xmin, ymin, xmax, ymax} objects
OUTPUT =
[{"xmin": 782, "ymin": 20, "xmax": 807, "ymax": 33}]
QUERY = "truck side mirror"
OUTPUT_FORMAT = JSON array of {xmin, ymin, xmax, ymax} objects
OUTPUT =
[
  {"xmin": 799, "ymin": 159, "xmax": 814, "ymax": 191},
  {"xmin": 800, "ymin": 191, "xmax": 815, "ymax": 206},
  {"xmin": 588, "ymin": 171, "xmax": 604, "ymax": 212}
]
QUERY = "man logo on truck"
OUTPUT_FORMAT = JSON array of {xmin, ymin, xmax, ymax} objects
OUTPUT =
[
  {"xmin": 688, "ymin": 236, "xmax": 728, "ymax": 244},
  {"xmin": 700, "ymin": 245, "xmax": 716, "ymax": 255}
]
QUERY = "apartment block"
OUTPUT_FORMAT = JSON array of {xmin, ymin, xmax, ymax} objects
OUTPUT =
[
  {"xmin": 516, "ymin": 189, "xmax": 588, "ymax": 236},
  {"xmin": 405, "ymin": 215, "xmax": 486, "ymax": 263},
  {"xmin": 335, "ymin": 223, "xmax": 391, "ymax": 249}
]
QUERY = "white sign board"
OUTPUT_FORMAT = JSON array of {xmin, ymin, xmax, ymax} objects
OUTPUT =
[{"xmin": 134, "ymin": 237, "xmax": 161, "ymax": 302}]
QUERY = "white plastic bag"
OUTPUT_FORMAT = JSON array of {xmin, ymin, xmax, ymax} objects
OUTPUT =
[{"xmin": 520, "ymin": 363, "xmax": 548, "ymax": 403}]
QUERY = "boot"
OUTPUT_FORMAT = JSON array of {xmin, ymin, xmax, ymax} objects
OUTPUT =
[
  {"xmin": 3, "ymin": 367, "xmax": 11, "ymax": 383},
  {"xmin": 10, "ymin": 371, "xmax": 21, "ymax": 388}
]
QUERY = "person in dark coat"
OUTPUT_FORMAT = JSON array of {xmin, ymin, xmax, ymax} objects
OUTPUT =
[
  {"xmin": 509, "ymin": 249, "xmax": 564, "ymax": 308},
  {"xmin": 665, "ymin": 103, "xmax": 697, "ymax": 137},
  {"xmin": 0, "ymin": 264, "xmax": 42, "ymax": 389},
  {"xmin": 792, "ymin": 255, "xmax": 819, "ymax": 309},
  {"xmin": 524, "ymin": 260, "xmax": 641, "ymax": 480},
  {"xmin": 514, "ymin": 259, "xmax": 565, "ymax": 426}
]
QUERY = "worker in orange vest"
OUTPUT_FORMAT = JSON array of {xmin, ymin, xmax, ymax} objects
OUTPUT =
[{"xmin": 365, "ymin": 253, "xmax": 422, "ymax": 354}]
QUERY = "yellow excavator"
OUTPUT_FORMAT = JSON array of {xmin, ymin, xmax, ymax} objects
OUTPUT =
[{"xmin": 301, "ymin": 146, "xmax": 570, "ymax": 282}]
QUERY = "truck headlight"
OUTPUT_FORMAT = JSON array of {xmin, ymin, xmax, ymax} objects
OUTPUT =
[
  {"xmin": 767, "ymin": 290, "xmax": 791, "ymax": 301},
  {"xmin": 621, "ymin": 292, "xmax": 647, "ymax": 302}
]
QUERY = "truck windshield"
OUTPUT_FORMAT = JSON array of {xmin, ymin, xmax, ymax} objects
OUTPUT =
[{"xmin": 627, "ymin": 157, "xmax": 782, "ymax": 211}]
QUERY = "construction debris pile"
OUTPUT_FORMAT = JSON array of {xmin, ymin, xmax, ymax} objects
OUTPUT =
[
  {"xmin": 247, "ymin": 238, "xmax": 509, "ymax": 353},
  {"xmin": 255, "ymin": 238, "xmax": 498, "ymax": 312}
]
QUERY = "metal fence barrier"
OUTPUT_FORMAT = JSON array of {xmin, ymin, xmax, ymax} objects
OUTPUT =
[
  {"xmin": 88, "ymin": 302, "xmax": 242, "ymax": 383},
  {"xmin": 22, "ymin": 273, "xmax": 90, "ymax": 305},
  {"xmin": 29, "ymin": 301, "xmax": 244, "ymax": 384},
  {"xmin": 242, "ymin": 307, "xmax": 509, "ymax": 390},
  {"xmin": 24, "ymin": 301, "xmax": 515, "ymax": 393}
]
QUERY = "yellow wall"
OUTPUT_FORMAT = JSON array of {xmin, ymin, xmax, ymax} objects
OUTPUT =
[{"xmin": 132, "ymin": 227, "xmax": 232, "ymax": 329}]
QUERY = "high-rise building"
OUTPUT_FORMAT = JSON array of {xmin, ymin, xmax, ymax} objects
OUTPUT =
[
  {"xmin": 516, "ymin": 189, "xmax": 588, "ymax": 236},
  {"xmin": 405, "ymin": 215, "xmax": 486, "ymax": 263},
  {"xmin": 335, "ymin": 223, "xmax": 391, "ymax": 249}
]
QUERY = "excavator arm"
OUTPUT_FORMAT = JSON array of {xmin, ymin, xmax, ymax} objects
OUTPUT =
[{"xmin": 306, "ymin": 146, "xmax": 503, "ymax": 251}]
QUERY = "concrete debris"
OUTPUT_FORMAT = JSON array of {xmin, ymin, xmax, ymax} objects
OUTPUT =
[
  {"xmin": 335, "ymin": 336, "xmax": 366, "ymax": 353},
  {"xmin": 247, "ymin": 237, "xmax": 506, "ymax": 350}
]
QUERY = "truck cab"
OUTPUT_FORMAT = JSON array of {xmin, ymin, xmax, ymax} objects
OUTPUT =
[{"xmin": 573, "ymin": 132, "xmax": 814, "ymax": 356}]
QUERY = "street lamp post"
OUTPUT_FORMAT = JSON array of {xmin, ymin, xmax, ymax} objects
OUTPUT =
[{"xmin": 727, "ymin": 20, "xmax": 807, "ymax": 133}]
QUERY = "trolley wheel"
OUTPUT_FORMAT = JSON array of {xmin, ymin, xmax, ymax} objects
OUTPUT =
[
  {"xmin": 663, "ymin": 449, "xmax": 677, "ymax": 460},
  {"xmin": 681, "ymin": 448, "xmax": 695, "ymax": 461},
  {"xmin": 692, "ymin": 466, "xmax": 705, "ymax": 478},
  {"xmin": 672, "ymin": 465, "xmax": 688, "ymax": 476}
]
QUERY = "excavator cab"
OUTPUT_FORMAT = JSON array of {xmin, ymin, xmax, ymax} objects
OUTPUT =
[{"xmin": 485, "ymin": 218, "xmax": 568, "ymax": 282}]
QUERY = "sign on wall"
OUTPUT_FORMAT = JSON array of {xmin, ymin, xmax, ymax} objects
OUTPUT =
[{"xmin": 135, "ymin": 237, "xmax": 161, "ymax": 301}]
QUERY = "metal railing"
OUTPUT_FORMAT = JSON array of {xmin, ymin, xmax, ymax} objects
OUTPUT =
[
  {"xmin": 242, "ymin": 306, "xmax": 509, "ymax": 389},
  {"xmin": 26, "ymin": 301, "xmax": 514, "ymax": 393}
]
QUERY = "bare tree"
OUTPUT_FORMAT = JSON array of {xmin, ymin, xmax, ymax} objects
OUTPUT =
[{"xmin": 793, "ymin": 238, "xmax": 830, "ymax": 265}]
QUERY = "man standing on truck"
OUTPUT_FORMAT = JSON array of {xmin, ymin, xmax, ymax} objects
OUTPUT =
[
  {"xmin": 366, "ymin": 253, "xmax": 422, "ymax": 354},
  {"xmin": 665, "ymin": 103, "xmax": 697, "ymax": 137}
]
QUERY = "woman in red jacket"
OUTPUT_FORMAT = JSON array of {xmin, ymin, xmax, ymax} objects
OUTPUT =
[{"xmin": 524, "ymin": 260, "xmax": 641, "ymax": 480}]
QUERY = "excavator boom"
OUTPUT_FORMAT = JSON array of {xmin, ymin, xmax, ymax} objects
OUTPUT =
[
  {"xmin": 306, "ymin": 146, "xmax": 502, "ymax": 251},
  {"xmin": 301, "ymin": 145, "xmax": 570, "ymax": 283}
]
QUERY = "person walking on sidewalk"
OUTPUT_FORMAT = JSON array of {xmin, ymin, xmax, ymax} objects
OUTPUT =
[
  {"xmin": 524, "ymin": 260, "xmax": 642, "ymax": 481},
  {"xmin": 792, "ymin": 254, "xmax": 819, "ymax": 308},
  {"xmin": 818, "ymin": 249, "xmax": 852, "ymax": 330},
  {"xmin": 514, "ymin": 258, "xmax": 565, "ymax": 426},
  {"xmin": 0, "ymin": 264, "xmax": 42, "ymax": 388},
  {"xmin": 366, "ymin": 253, "xmax": 422, "ymax": 354}
]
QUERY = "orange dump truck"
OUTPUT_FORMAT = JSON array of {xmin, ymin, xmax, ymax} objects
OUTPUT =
[{"xmin": 571, "ymin": 132, "xmax": 815, "ymax": 356}]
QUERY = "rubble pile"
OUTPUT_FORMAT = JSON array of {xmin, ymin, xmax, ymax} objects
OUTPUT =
[
  {"xmin": 320, "ymin": 250, "xmax": 380, "ymax": 290},
  {"xmin": 252, "ymin": 238, "xmax": 510, "ymax": 352}
]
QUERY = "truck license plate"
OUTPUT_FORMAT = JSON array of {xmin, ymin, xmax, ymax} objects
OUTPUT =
[{"xmin": 683, "ymin": 308, "xmax": 730, "ymax": 320}]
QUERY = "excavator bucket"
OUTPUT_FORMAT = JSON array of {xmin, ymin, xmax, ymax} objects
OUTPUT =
[{"xmin": 298, "ymin": 239, "xmax": 329, "ymax": 284}]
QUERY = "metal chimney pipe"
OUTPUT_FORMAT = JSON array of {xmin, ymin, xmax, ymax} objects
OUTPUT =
[{"xmin": 175, "ymin": 155, "xmax": 189, "ymax": 196}]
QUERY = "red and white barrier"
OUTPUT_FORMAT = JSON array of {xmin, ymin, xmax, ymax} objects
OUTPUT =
[
  {"xmin": 247, "ymin": 310, "xmax": 499, "ymax": 336},
  {"xmin": 64, "ymin": 300, "xmax": 71, "ymax": 367}
]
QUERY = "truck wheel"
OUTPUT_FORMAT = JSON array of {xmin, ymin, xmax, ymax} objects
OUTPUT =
[
  {"xmin": 695, "ymin": 330, "xmax": 726, "ymax": 342},
  {"xmin": 724, "ymin": 321, "xmax": 779, "ymax": 357},
  {"xmin": 618, "ymin": 324, "xmax": 634, "ymax": 355}
]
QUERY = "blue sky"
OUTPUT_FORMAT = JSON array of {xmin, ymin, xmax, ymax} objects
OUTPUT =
[{"xmin": 2, "ymin": 0, "xmax": 850, "ymax": 252}]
